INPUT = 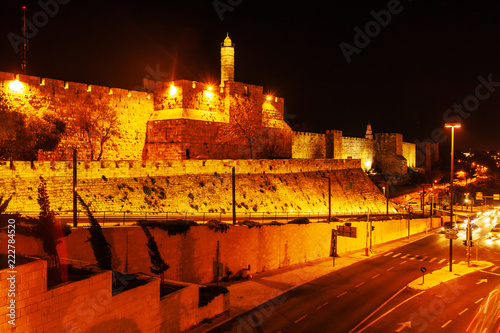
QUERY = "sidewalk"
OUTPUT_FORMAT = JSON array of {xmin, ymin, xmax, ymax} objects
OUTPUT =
[{"xmin": 188, "ymin": 231, "xmax": 436, "ymax": 333}]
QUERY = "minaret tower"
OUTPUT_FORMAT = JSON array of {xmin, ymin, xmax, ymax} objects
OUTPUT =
[
  {"xmin": 220, "ymin": 33, "xmax": 234, "ymax": 87},
  {"xmin": 365, "ymin": 122, "xmax": 373, "ymax": 140}
]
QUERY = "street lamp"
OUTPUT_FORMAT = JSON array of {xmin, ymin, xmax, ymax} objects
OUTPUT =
[{"xmin": 445, "ymin": 122, "xmax": 461, "ymax": 272}]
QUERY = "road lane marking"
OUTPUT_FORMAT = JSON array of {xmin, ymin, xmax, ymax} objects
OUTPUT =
[
  {"xmin": 480, "ymin": 270, "xmax": 500, "ymax": 277},
  {"xmin": 438, "ymin": 259, "xmax": 446, "ymax": 264},
  {"xmin": 337, "ymin": 291, "xmax": 347, "ymax": 298},
  {"xmin": 475, "ymin": 298, "xmax": 484, "ymax": 304},
  {"xmin": 384, "ymin": 252, "xmax": 393, "ymax": 256},
  {"xmin": 430, "ymin": 257, "xmax": 437, "ymax": 262},
  {"xmin": 420, "ymin": 256, "xmax": 428, "ymax": 261},
  {"xmin": 491, "ymin": 266, "xmax": 499, "ymax": 272},
  {"xmin": 409, "ymin": 256, "xmax": 416, "ymax": 260},
  {"xmin": 316, "ymin": 302, "xmax": 328, "ymax": 310},
  {"xmin": 387, "ymin": 267, "xmax": 394, "ymax": 271},
  {"xmin": 441, "ymin": 320, "xmax": 452, "ymax": 328},
  {"xmin": 355, "ymin": 282, "xmax": 365, "ymax": 288},
  {"xmin": 294, "ymin": 315, "xmax": 307, "ymax": 324},
  {"xmin": 393, "ymin": 253, "xmax": 402, "ymax": 257},
  {"xmin": 352, "ymin": 288, "xmax": 426, "ymax": 333},
  {"xmin": 459, "ymin": 308, "xmax": 468, "ymax": 315},
  {"xmin": 400, "ymin": 261, "xmax": 407, "ymax": 265},
  {"xmin": 372, "ymin": 274, "xmax": 380, "ymax": 279},
  {"xmin": 401, "ymin": 254, "xmax": 409, "ymax": 259}
]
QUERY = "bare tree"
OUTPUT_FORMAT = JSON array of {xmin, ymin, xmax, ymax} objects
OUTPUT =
[{"xmin": 76, "ymin": 95, "xmax": 119, "ymax": 160}]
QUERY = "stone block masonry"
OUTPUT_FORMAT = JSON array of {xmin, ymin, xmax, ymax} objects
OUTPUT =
[
  {"xmin": 0, "ymin": 260, "xmax": 230, "ymax": 332},
  {"xmin": 0, "ymin": 159, "xmax": 388, "ymax": 214},
  {"xmin": 3, "ymin": 218, "xmax": 441, "ymax": 286}
]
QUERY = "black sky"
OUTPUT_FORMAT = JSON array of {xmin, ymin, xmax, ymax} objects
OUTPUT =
[{"xmin": 1, "ymin": 0, "xmax": 500, "ymax": 152}]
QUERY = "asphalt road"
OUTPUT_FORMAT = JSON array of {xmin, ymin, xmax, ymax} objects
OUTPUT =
[{"xmin": 209, "ymin": 211, "xmax": 500, "ymax": 333}]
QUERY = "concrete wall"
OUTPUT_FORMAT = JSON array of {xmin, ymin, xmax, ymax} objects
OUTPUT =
[
  {"xmin": 0, "ymin": 159, "xmax": 389, "ymax": 214},
  {"xmin": 3, "ymin": 218, "xmax": 441, "ymax": 285}
]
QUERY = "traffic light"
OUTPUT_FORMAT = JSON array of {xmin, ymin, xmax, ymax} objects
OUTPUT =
[
  {"xmin": 463, "ymin": 240, "xmax": 467, "ymax": 246},
  {"xmin": 371, "ymin": 226, "xmax": 375, "ymax": 231},
  {"xmin": 463, "ymin": 240, "xmax": 474, "ymax": 247}
]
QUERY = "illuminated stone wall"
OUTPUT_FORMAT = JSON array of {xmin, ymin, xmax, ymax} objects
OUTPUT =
[
  {"xmin": 0, "ymin": 72, "xmax": 154, "ymax": 161},
  {"xmin": 0, "ymin": 159, "xmax": 388, "ymax": 214},
  {"xmin": 3, "ymin": 218, "xmax": 442, "ymax": 285},
  {"xmin": 292, "ymin": 132, "xmax": 326, "ymax": 159},
  {"xmin": 341, "ymin": 136, "xmax": 376, "ymax": 171}
]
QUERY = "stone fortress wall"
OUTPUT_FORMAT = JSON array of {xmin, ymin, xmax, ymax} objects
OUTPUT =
[{"xmin": 0, "ymin": 159, "xmax": 390, "ymax": 215}]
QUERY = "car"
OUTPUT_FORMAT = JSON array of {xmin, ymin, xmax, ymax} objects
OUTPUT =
[{"xmin": 489, "ymin": 224, "xmax": 500, "ymax": 239}]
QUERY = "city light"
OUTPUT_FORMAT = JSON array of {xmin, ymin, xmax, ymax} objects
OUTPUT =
[
  {"xmin": 8, "ymin": 80, "xmax": 24, "ymax": 92},
  {"xmin": 169, "ymin": 85, "xmax": 177, "ymax": 96},
  {"xmin": 204, "ymin": 86, "xmax": 214, "ymax": 99}
]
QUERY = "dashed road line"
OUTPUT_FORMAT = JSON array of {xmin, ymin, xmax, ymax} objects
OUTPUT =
[
  {"xmin": 337, "ymin": 291, "xmax": 347, "ymax": 298},
  {"xmin": 491, "ymin": 266, "xmax": 499, "ymax": 272},
  {"xmin": 429, "ymin": 257, "xmax": 437, "ymax": 262},
  {"xmin": 409, "ymin": 256, "xmax": 416, "ymax": 261},
  {"xmin": 459, "ymin": 308, "xmax": 468, "ymax": 315},
  {"xmin": 372, "ymin": 274, "xmax": 380, "ymax": 279},
  {"xmin": 401, "ymin": 254, "xmax": 409, "ymax": 259},
  {"xmin": 441, "ymin": 320, "xmax": 452, "ymax": 328},
  {"xmin": 438, "ymin": 259, "xmax": 446, "ymax": 264},
  {"xmin": 294, "ymin": 315, "xmax": 307, "ymax": 324},
  {"xmin": 400, "ymin": 260, "xmax": 407, "ymax": 265},
  {"xmin": 393, "ymin": 253, "xmax": 402, "ymax": 258},
  {"xmin": 355, "ymin": 282, "xmax": 365, "ymax": 288},
  {"xmin": 387, "ymin": 267, "xmax": 394, "ymax": 271},
  {"xmin": 420, "ymin": 256, "xmax": 428, "ymax": 261},
  {"xmin": 384, "ymin": 252, "xmax": 393, "ymax": 256},
  {"xmin": 316, "ymin": 302, "xmax": 328, "ymax": 310},
  {"xmin": 475, "ymin": 298, "xmax": 484, "ymax": 304}
]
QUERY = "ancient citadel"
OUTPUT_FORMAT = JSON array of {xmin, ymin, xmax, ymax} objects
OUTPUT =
[{"xmin": 0, "ymin": 35, "xmax": 436, "ymax": 214}]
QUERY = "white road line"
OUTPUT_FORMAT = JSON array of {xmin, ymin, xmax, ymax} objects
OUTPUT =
[
  {"xmin": 430, "ymin": 257, "xmax": 437, "ymax": 262},
  {"xmin": 409, "ymin": 256, "xmax": 416, "ymax": 261},
  {"xmin": 438, "ymin": 259, "xmax": 446, "ymax": 264},
  {"xmin": 393, "ymin": 253, "xmax": 402, "ymax": 257},
  {"xmin": 387, "ymin": 267, "xmax": 394, "ymax": 271},
  {"xmin": 384, "ymin": 252, "xmax": 393, "ymax": 256},
  {"xmin": 337, "ymin": 291, "xmax": 347, "ymax": 298},
  {"xmin": 479, "ymin": 270, "xmax": 500, "ymax": 277},
  {"xmin": 491, "ymin": 266, "xmax": 499, "ymax": 272},
  {"xmin": 294, "ymin": 315, "xmax": 307, "ymax": 324},
  {"xmin": 420, "ymin": 256, "xmax": 428, "ymax": 261},
  {"xmin": 459, "ymin": 308, "xmax": 468, "ymax": 315},
  {"xmin": 372, "ymin": 274, "xmax": 380, "ymax": 279},
  {"xmin": 401, "ymin": 254, "xmax": 409, "ymax": 259},
  {"xmin": 441, "ymin": 320, "xmax": 452, "ymax": 328},
  {"xmin": 355, "ymin": 282, "xmax": 365, "ymax": 288},
  {"xmin": 400, "ymin": 260, "xmax": 407, "ymax": 265},
  {"xmin": 475, "ymin": 298, "xmax": 484, "ymax": 304},
  {"xmin": 316, "ymin": 302, "xmax": 328, "ymax": 310}
]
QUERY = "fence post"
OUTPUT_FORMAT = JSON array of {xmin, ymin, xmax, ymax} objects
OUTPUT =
[
  {"xmin": 166, "ymin": 212, "xmax": 168, "ymax": 221},
  {"xmin": 123, "ymin": 212, "xmax": 125, "ymax": 226},
  {"xmin": 249, "ymin": 212, "xmax": 251, "ymax": 221},
  {"xmin": 103, "ymin": 211, "xmax": 106, "ymax": 225},
  {"xmin": 185, "ymin": 212, "xmax": 187, "ymax": 221},
  {"xmin": 145, "ymin": 211, "xmax": 147, "ymax": 221},
  {"xmin": 220, "ymin": 212, "xmax": 222, "ymax": 222},
  {"xmin": 262, "ymin": 212, "xmax": 264, "ymax": 223},
  {"xmin": 286, "ymin": 212, "xmax": 288, "ymax": 222},
  {"xmin": 203, "ymin": 212, "xmax": 205, "ymax": 223}
]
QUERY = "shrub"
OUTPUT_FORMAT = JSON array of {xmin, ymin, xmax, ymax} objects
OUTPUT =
[
  {"xmin": 143, "ymin": 185, "xmax": 152, "ymax": 196},
  {"xmin": 136, "ymin": 219, "xmax": 198, "ymax": 237},
  {"xmin": 207, "ymin": 220, "xmax": 229, "ymax": 233},
  {"xmin": 102, "ymin": 175, "xmax": 108, "ymax": 181},
  {"xmin": 141, "ymin": 226, "xmax": 169, "ymax": 284},
  {"xmin": 199, "ymin": 285, "xmax": 229, "ymax": 307},
  {"xmin": 288, "ymin": 217, "xmax": 310, "ymax": 224}
]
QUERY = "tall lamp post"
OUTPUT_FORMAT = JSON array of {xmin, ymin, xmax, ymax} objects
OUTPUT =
[{"xmin": 445, "ymin": 122, "xmax": 461, "ymax": 272}]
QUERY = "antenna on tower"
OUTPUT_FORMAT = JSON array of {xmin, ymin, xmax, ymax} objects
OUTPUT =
[{"xmin": 21, "ymin": 5, "xmax": 28, "ymax": 74}]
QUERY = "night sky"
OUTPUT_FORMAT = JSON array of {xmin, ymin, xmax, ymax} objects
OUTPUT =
[{"xmin": 1, "ymin": 0, "xmax": 500, "ymax": 152}]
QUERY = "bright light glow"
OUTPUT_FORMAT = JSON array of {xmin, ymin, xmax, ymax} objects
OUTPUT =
[
  {"xmin": 364, "ymin": 160, "xmax": 372, "ymax": 170},
  {"xmin": 204, "ymin": 89, "xmax": 214, "ymax": 99},
  {"xmin": 9, "ymin": 80, "xmax": 24, "ymax": 92},
  {"xmin": 208, "ymin": 86, "xmax": 213, "ymax": 91},
  {"xmin": 445, "ymin": 123, "xmax": 462, "ymax": 128},
  {"xmin": 169, "ymin": 85, "xmax": 177, "ymax": 96},
  {"xmin": 266, "ymin": 95, "xmax": 272, "ymax": 101}
]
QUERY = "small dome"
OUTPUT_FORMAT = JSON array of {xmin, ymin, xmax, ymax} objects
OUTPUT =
[{"xmin": 223, "ymin": 33, "xmax": 233, "ymax": 46}]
